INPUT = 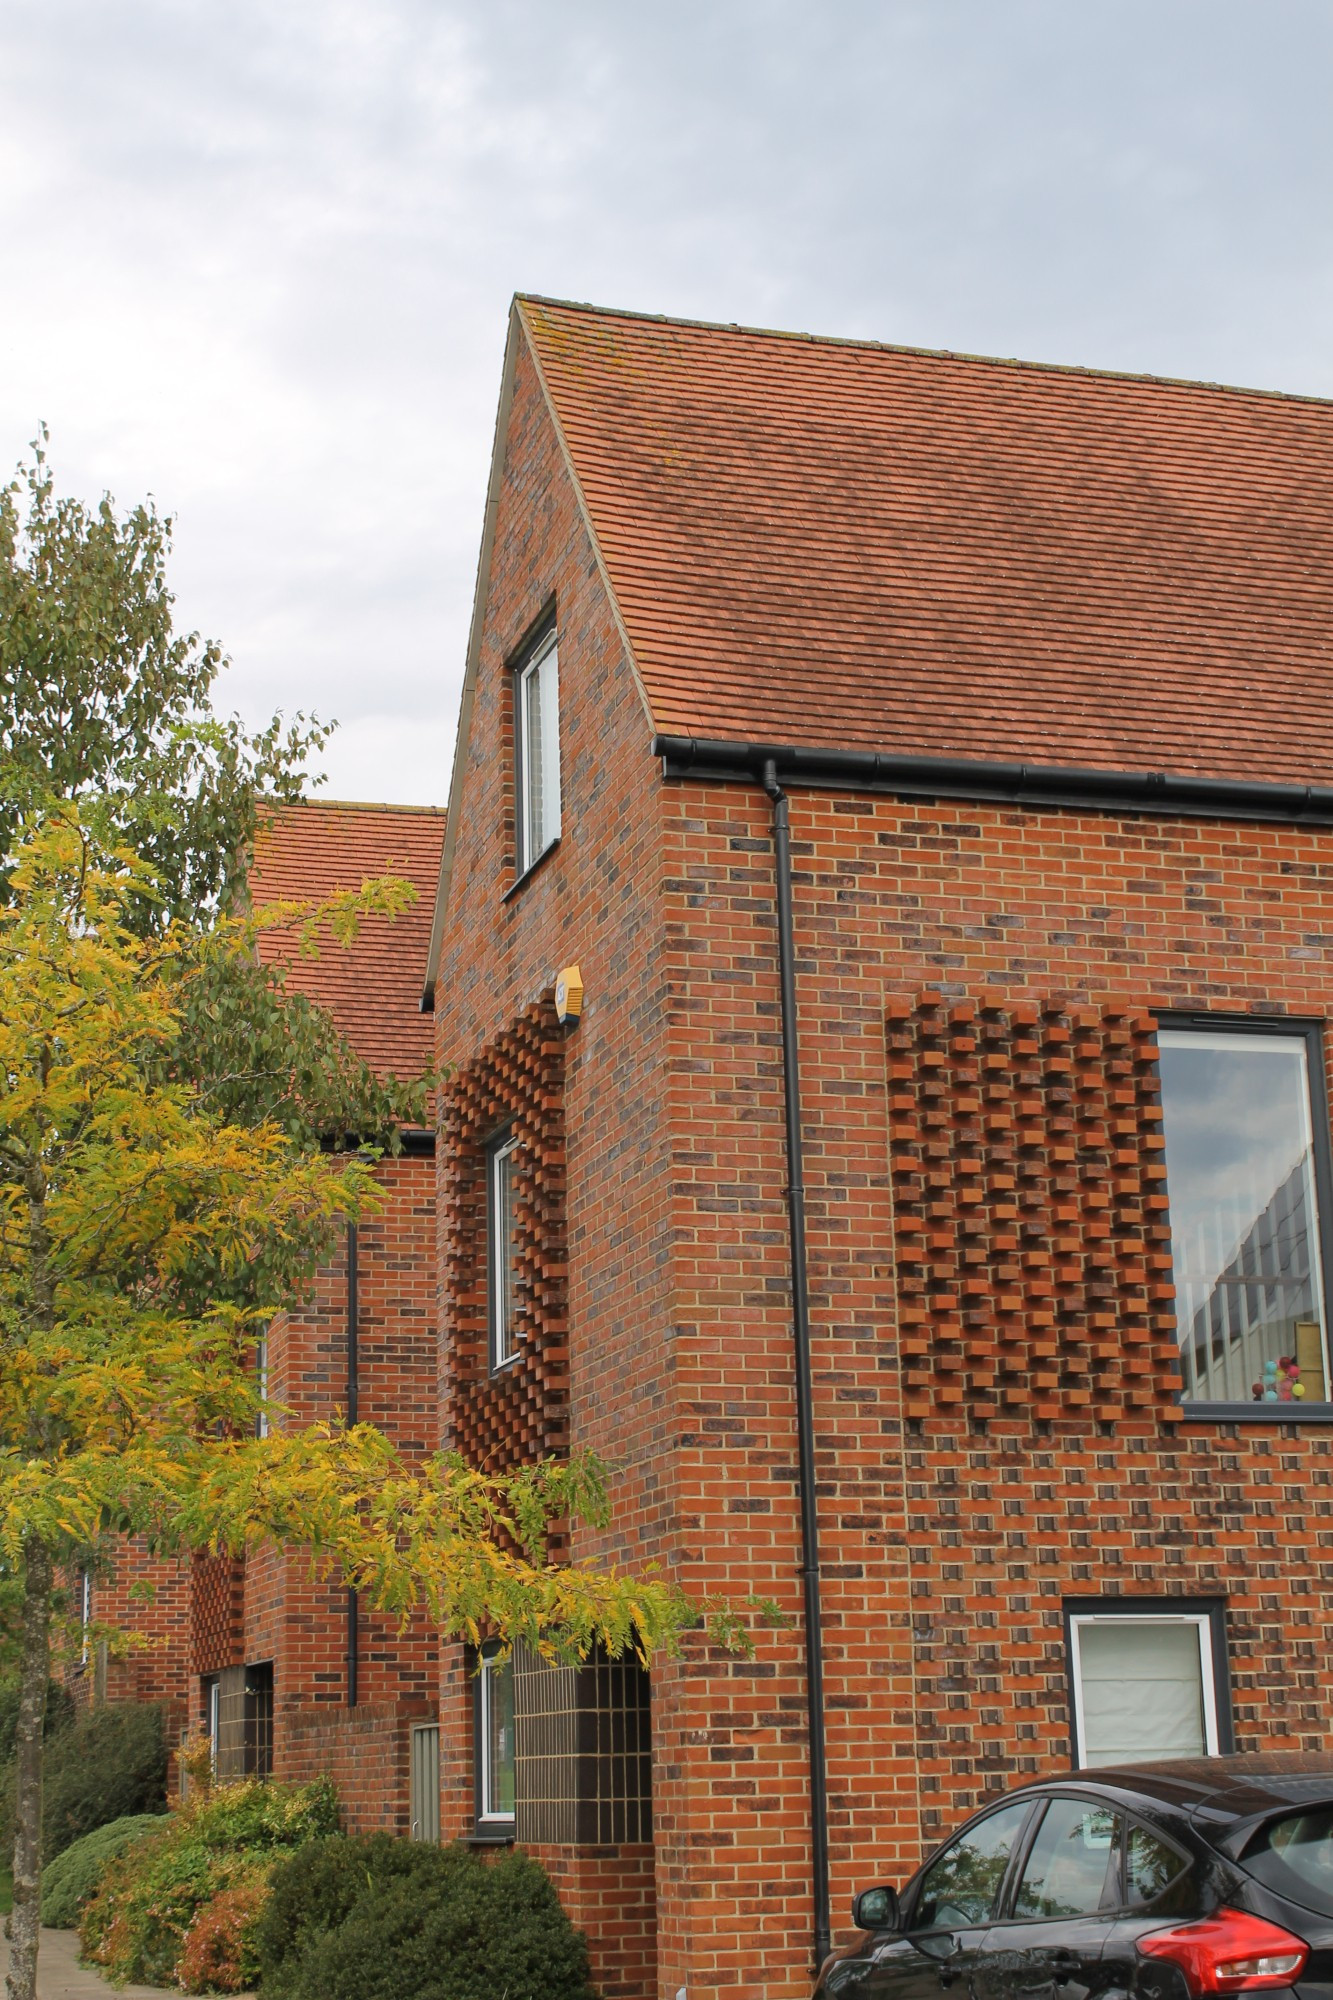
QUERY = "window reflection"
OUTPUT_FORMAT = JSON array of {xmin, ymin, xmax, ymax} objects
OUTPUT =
[
  {"xmin": 913, "ymin": 1801, "xmax": 1032, "ymax": 1930},
  {"xmin": 1159, "ymin": 1030, "xmax": 1330, "ymax": 1404}
]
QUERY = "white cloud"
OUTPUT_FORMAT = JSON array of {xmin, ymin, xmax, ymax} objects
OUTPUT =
[{"xmin": 2, "ymin": 0, "xmax": 1332, "ymax": 804}]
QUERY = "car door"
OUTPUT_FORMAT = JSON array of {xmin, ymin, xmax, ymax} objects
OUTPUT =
[
  {"xmin": 984, "ymin": 1796, "xmax": 1127, "ymax": 2000},
  {"xmin": 861, "ymin": 1800, "xmax": 1038, "ymax": 2000}
]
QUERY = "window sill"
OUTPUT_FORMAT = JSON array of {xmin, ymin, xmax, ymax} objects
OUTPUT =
[
  {"xmin": 466, "ymin": 1827, "xmax": 516, "ymax": 1846},
  {"xmin": 503, "ymin": 837, "xmax": 560, "ymax": 903},
  {"xmin": 1177, "ymin": 1402, "xmax": 1333, "ymax": 1423}
]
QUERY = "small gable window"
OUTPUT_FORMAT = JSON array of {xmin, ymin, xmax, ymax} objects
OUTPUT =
[{"xmin": 515, "ymin": 628, "xmax": 560, "ymax": 875}]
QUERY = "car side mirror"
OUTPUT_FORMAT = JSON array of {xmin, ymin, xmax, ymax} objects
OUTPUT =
[{"xmin": 853, "ymin": 1886, "xmax": 900, "ymax": 1932}]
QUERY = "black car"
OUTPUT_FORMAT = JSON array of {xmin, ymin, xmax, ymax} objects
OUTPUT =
[{"xmin": 818, "ymin": 1756, "xmax": 1333, "ymax": 2000}]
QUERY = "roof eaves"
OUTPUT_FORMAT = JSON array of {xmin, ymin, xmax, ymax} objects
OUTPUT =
[{"xmin": 654, "ymin": 734, "xmax": 1333, "ymax": 827}]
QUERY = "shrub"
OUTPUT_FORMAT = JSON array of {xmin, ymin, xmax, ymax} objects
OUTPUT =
[
  {"xmin": 256, "ymin": 1835, "xmax": 472, "ymax": 1995},
  {"xmin": 39, "ymin": 1702, "xmax": 167, "ymax": 1862},
  {"xmin": 80, "ymin": 1778, "xmax": 339, "ymax": 1992},
  {"xmin": 176, "ymin": 1874, "xmax": 271, "ymax": 1994},
  {"xmin": 39, "ymin": 1812, "xmax": 168, "ymax": 1927},
  {"xmin": 261, "ymin": 1841, "xmax": 595, "ymax": 2000}
]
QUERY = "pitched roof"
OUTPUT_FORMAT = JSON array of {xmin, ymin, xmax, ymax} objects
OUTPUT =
[
  {"xmin": 520, "ymin": 296, "xmax": 1333, "ymax": 788},
  {"xmin": 250, "ymin": 800, "xmax": 445, "ymax": 1080}
]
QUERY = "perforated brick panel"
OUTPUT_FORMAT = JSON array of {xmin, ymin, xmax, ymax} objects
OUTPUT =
[
  {"xmin": 888, "ymin": 992, "xmax": 1180, "ymax": 1426},
  {"xmin": 439, "ymin": 994, "xmax": 569, "ymax": 1470}
]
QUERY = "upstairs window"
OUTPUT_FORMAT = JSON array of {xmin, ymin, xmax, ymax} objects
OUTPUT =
[
  {"xmin": 515, "ymin": 628, "xmax": 560, "ymax": 875},
  {"xmin": 1158, "ymin": 1021, "xmax": 1333, "ymax": 1407},
  {"xmin": 487, "ymin": 1128, "xmax": 519, "ymax": 1370}
]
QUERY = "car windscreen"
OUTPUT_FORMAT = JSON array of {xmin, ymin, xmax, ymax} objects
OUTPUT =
[{"xmin": 1240, "ymin": 1809, "xmax": 1333, "ymax": 1919}]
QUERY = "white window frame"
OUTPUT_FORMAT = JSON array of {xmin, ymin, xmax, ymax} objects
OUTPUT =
[
  {"xmin": 516, "ymin": 629, "xmax": 561, "ymax": 876},
  {"xmin": 477, "ymin": 1649, "xmax": 516, "ymax": 1826},
  {"xmin": 1068, "ymin": 1611, "xmax": 1221, "ymax": 1768},
  {"xmin": 79, "ymin": 1568, "xmax": 92, "ymax": 1666},
  {"xmin": 205, "ymin": 1676, "xmax": 221, "ymax": 1771},
  {"xmin": 487, "ymin": 1130, "xmax": 520, "ymax": 1371},
  {"xmin": 254, "ymin": 1329, "xmax": 270, "ymax": 1440}
]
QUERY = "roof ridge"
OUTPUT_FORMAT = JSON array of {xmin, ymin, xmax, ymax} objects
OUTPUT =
[
  {"xmin": 516, "ymin": 291, "xmax": 1333, "ymax": 413},
  {"xmin": 260, "ymin": 797, "xmax": 446, "ymax": 817}
]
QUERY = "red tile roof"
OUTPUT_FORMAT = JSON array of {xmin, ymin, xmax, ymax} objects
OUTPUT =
[
  {"xmin": 250, "ymin": 800, "xmax": 445, "ymax": 1080},
  {"xmin": 520, "ymin": 297, "xmax": 1333, "ymax": 787}
]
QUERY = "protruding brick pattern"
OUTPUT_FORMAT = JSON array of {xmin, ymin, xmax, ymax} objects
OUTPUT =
[
  {"xmin": 439, "ymin": 995, "xmax": 569, "ymax": 1471},
  {"xmin": 888, "ymin": 993, "xmax": 1178, "ymax": 1428},
  {"xmin": 190, "ymin": 1553, "xmax": 244, "ymax": 1676}
]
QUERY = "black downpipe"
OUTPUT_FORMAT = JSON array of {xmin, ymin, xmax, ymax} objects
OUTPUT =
[
  {"xmin": 763, "ymin": 759, "xmax": 831, "ymax": 1974},
  {"xmin": 346, "ymin": 1222, "xmax": 359, "ymax": 1710}
]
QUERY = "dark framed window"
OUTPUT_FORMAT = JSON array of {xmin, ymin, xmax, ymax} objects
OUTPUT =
[
  {"xmin": 1157, "ymin": 1016, "xmax": 1333, "ymax": 1410},
  {"xmin": 1064, "ymin": 1597, "xmax": 1233, "ymax": 1767},
  {"xmin": 474, "ymin": 1646, "xmax": 515, "ymax": 1832},
  {"xmin": 513, "ymin": 626, "xmax": 560, "ymax": 877},
  {"xmin": 487, "ymin": 1127, "xmax": 519, "ymax": 1371}
]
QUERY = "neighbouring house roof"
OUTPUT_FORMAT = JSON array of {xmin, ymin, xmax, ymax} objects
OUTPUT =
[
  {"xmin": 518, "ymin": 296, "xmax": 1333, "ymax": 789},
  {"xmin": 250, "ymin": 800, "xmax": 445, "ymax": 1080}
]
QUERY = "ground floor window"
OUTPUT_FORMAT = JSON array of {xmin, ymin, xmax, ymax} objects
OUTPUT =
[
  {"xmin": 203, "ymin": 1675, "xmax": 221, "ymax": 1770},
  {"xmin": 475, "ymin": 1648, "xmax": 516, "ymax": 1830},
  {"xmin": 1065, "ymin": 1600, "xmax": 1231, "ymax": 1767}
]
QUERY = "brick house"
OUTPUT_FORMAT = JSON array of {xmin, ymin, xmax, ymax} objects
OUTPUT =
[
  {"xmin": 185, "ymin": 799, "xmax": 446, "ymax": 1824},
  {"xmin": 423, "ymin": 298, "xmax": 1333, "ymax": 2000}
]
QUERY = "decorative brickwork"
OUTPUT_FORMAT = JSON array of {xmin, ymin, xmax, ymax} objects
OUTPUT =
[
  {"xmin": 888, "ymin": 992, "xmax": 1178, "ymax": 1426},
  {"xmin": 189, "ymin": 1553, "xmax": 244, "ymax": 1677},
  {"xmin": 439, "ymin": 995, "xmax": 569, "ymax": 1471}
]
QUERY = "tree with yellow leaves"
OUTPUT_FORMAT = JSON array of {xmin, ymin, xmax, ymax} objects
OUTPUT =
[{"xmin": 0, "ymin": 815, "xmax": 713, "ymax": 2000}]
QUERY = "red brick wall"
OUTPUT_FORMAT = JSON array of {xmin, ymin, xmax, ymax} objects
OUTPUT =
[
  {"xmin": 237, "ymin": 1153, "xmax": 439, "ymax": 1826},
  {"xmin": 434, "ymin": 333, "xmax": 677, "ymax": 1996},
  {"xmin": 533, "ymin": 1845, "xmax": 658, "ymax": 2000},
  {"xmin": 656, "ymin": 782, "xmax": 1333, "ymax": 1993},
  {"xmin": 436, "ymin": 320, "xmax": 1333, "ymax": 2000},
  {"xmin": 276, "ymin": 1701, "xmax": 433, "ymax": 1835}
]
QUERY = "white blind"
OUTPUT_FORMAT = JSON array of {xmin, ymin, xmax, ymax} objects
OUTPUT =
[{"xmin": 1076, "ymin": 1619, "xmax": 1208, "ymax": 1766}]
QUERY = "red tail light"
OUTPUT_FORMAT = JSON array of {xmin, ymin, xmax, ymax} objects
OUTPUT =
[{"xmin": 1138, "ymin": 1910, "xmax": 1310, "ymax": 1994}]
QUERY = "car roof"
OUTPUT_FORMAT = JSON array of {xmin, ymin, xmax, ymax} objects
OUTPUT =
[{"xmin": 1025, "ymin": 1755, "xmax": 1333, "ymax": 1827}]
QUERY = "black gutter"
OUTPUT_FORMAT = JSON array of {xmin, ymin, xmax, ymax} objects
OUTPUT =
[
  {"xmin": 346, "ymin": 1222, "xmax": 359, "ymax": 1710},
  {"xmin": 655, "ymin": 735, "xmax": 1333, "ymax": 827},
  {"xmin": 762, "ymin": 758, "xmax": 831, "ymax": 1975}
]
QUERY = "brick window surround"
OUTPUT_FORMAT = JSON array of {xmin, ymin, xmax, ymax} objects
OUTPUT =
[{"xmin": 440, "ymin": 993, "xmax": 569, "ymax": 1471}]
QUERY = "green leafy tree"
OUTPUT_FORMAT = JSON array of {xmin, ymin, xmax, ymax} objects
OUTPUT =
[
  {"xmin": 0, "ymin": 429, "xmax": 326, "ymax": 929},
  {"xmin": 0, "ymin": 815, "xmax": 717, "ymax": 2000}
]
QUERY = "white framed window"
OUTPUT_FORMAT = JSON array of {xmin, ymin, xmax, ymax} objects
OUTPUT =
[
  {"xmin": 79, "ymin": 1568, "xmax": 92, "ymax": 1666},
  {"xmin": 1067, "ymin": 1607, "xmax": 1228, "ymax": 1767},
  {"xmin": 477, "ymin": 1649, "xmax": 516, "ymax": 1826},
  {"xmin": 1158, "ymin": 1020, "xmax": 1333, "ymax": 1406},
  {"xmin": 488, "ymin": 1130, "xmax": 520, "ymax": 1370},
  {"xmin": 204, "ymin": 1676, "xmax": 221, "ymax": 1771},
  {"xmin": 515, "ymin": 628, "xmax": 560, "ymax": 875},
  {"xmin": 254, "ymin": 1329, "xmax": 270, "ymax": 1440}
]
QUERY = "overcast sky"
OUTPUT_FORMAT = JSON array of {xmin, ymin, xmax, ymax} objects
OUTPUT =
[{"xmin": 2, "ymin": 0, "xmax": 1331, "ymax": 806}]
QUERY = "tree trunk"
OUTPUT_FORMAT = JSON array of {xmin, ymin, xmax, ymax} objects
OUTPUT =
[{"xmin": 7, "ymin": 1538, "xmax": 52, "ymax": 2000}]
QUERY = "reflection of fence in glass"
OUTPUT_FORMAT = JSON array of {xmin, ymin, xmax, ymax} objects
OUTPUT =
[{"xmin": 1177, "ymin": 1155, "xmax": 1327, "ymax": 1403}]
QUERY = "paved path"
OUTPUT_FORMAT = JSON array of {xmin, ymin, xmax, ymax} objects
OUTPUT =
[{"xmin": 1, "ymin": 1927, "xmax": 254, "ymax": 1998}]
